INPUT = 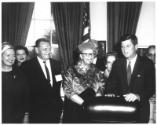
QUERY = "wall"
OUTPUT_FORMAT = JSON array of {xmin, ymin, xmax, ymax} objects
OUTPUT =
[
  {"xmin": 90, "ymin": 2, "xmax": 107, "ymax": 41},
  {"xmin": 136, "ymin": 2, "xmax": 155, "ymax": 48}
]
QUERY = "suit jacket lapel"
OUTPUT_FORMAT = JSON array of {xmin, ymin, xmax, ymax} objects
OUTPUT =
[
  {"xmin": 130, "ymin": 56, "xmax": 140, "ymax": 87},
  {"xmin": 50, "ymin": 59, "xmax": 54, "ymax": 76},
  {"xmin": 50, "ymin": 59, "xmax": 56, "ymax": 85},
  {"xmin": 35, "ymin": 57, "xmax": 47, "ymax": 80},
  {"xmin": 121, "ymin": 59, "xmax": 129, "ymax": 87}
]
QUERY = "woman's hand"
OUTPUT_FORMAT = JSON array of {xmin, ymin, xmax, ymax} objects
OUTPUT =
[
  {"xmin": 93, "ymin": 82, "xmax": 105, "ymax": 92},
  {"xmin": 23, "ymin": 112, "xmax": 29, "ymax": 123},
  {"xmin": 70, "ymin": 94, "xmax": 84, "ymax": 106}
]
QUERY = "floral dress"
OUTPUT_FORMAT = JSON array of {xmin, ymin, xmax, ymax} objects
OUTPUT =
[
  {"xmin": 62, "ymin": 63, "xmax": 106, "ymax": 123},
  {"xmin": 63, "ymin": 63, "xmax": 106, "ymax": 99}
]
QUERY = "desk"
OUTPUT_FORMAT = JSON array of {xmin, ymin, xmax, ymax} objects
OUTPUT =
[{"xmin": 86, "ymin": 96, "xmax": 139, "ymax": 123}]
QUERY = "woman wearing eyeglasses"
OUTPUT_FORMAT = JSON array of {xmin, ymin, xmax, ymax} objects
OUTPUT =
[{"xmin": 62, "ymin": 40, "xmax": 105, "ymax": 123}]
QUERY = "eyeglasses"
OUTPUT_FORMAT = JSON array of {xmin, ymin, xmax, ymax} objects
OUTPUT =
[
  {"xmin": 81, "ymin": 53, "xmax": 94, "ymax": 57},
  {"xmin": 147, "ymin": 53, "xmax": 155, "ymax": 57}
]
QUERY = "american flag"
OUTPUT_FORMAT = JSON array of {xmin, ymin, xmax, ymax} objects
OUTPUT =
[{"xmin": 82, "ymin": 3, "xmax": 90, "ymax": 43}]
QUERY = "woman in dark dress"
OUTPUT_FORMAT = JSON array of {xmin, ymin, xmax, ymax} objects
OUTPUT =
[
  {"xmin": 2, "ymin": 42, "xmax": 29, "ymax": 123},
  {"xmin": 62, "ymin": 41, "xmax": 106, "ymax": 123}
]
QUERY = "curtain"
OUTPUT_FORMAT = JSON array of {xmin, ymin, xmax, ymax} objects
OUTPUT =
[
  {"xmin": 2, "ymin": 2, "xmax": 34, "ymax": 46},
  {"xmin": 51, "ymin": 2, "xmax": 86, "ymax": 71},
  {"xmin": 107, "ymin": 2, "xmax": 142, "ymax": 54}
]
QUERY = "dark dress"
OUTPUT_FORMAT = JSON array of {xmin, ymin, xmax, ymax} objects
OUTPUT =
[
  {"xmin": 62, "ymin": 64, "xmax": 105, "ymax": 123},
  {"xmin": 2, "ymin": 69, "xmax": 29, "ymax": 123}
]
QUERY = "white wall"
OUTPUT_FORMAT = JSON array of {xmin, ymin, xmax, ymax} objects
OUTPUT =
[
  {"xmin": 136, "ymin": 2, "xmax": 156, "ymax": 48},
  {"xmin": 90, "ymin": 2, "xmax": 107, "ymax": 41}
]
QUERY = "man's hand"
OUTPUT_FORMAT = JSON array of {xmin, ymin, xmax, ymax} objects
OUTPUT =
[{"xmin": 123, "ymin": 93, "xmax": 140, "ymax": 102}]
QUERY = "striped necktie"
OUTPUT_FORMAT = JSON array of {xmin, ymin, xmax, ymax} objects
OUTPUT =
[{"xmin": 43, "ymin": 61, "xmax": 50, "ymax": 81}]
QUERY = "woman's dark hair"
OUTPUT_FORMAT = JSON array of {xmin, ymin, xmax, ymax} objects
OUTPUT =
[
  {"xmin": 15, "ymin": 45, "xmax": 29, "ymax": 55},
  {"xmin": 106, "ymin": 52, "xmax": 118, "ymax": 60}
]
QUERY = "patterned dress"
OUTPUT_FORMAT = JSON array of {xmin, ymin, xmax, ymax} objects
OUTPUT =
[{"xmin": 62, "ymin": 63, "xmax": 106, "ymax": 123}]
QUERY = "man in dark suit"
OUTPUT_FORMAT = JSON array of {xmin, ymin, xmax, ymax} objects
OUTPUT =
[
  {"xmin": 106, "ymin": 34, "xmax": 155, "ymax": 123},
  {"xmin": 21, "ymin": 38, "xmax": 63, "ymax": 123}
]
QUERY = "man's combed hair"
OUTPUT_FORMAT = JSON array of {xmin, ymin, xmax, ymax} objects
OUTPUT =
[
  {"xmin": 35, "ymin": 38, "xmax": 50, "ymax": 47},
  {"xmin": 120, "ymin": 34, "xmax": 138, "ymax": 45}
]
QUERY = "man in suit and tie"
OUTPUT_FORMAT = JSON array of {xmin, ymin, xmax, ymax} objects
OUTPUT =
[
  {"xmin": 21, "ymin": 38, "xmax": 63, "ymax": 123},
  {"xmin": 106, "ymin": 34, "xmax": 155, "ymax": 123}
]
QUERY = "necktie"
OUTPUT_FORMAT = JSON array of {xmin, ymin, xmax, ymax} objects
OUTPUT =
[
  {"xmin": 43, "ymin": 61, "xmax": 50, "ymax": 81},
  {"xmin": 127, "ymin": 61, "xmax": 131, "ymax": 85}
]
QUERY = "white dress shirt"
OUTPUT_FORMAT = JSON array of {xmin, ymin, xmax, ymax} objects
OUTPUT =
[
  {"xmin": 37, "ymin": 57, "xmax": 53, "ymax": 86},
  {"xmin": 127, "ymin": 54, "xmax": 137, "ymax": 74}
]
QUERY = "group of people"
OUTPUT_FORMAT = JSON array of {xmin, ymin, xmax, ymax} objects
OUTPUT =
[{"xmin": 2, "ymin": 34, "xmax": 155, "ymax": 123}]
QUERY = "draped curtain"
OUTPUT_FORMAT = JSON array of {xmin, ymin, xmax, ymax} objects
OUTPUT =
[
  {"xmin": 2, "ymin": 2, "xmax": 34, "ymax": 46},
  {"xmin": 51, "ymin": 2, "xmax": 85, "ymax": 71},
  {"xmin": 107, "ymin": 2, "xmax": 142, "ymax": 54}
]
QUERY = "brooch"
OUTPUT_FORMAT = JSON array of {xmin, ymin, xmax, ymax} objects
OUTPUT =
[{"xmin": 137, "ymin": 74, "xmax": 142, "ymax": 77}]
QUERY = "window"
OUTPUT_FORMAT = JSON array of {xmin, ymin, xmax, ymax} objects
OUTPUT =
[
  {"xmin": 26, "ymin": 2, "xmax": 55, "ymax": 47},
  {"xmin": 26, "ymin": 2, "xmax": 59, "ymax": 59}
]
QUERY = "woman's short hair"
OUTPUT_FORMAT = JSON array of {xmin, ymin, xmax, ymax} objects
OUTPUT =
[
  {"xmin": 15, "ymin": 45, "xmax": 29, "ymax": 55},
  {"xmin": 78, "ymin": 39, "xmax": 98, "ymax": 55},
  {"xmin": 2, "ymin": 42, "xmax": 14, "ymax": 54},
  {"xmin": 106, "ymin": 52, "xmax": 118, "ymax": 59}
]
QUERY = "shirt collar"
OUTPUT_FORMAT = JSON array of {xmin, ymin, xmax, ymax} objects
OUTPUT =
[
  {"xmin": 37, "ymin": 56, "xmax": 50, "ymax": 64},
  {"xmin": 127, "ymin": 54, "xmax": 137, "ymax": 73},
  {"xmin": 127, "ymin": 54, "xmax": 137, "ymax": 64}
]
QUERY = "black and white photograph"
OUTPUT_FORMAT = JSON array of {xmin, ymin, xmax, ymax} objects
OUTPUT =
[{"xmin": 1, "ymin": 0, "xmax": 156, "ymax": 123}]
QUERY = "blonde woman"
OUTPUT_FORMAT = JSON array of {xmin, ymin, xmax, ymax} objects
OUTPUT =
[{"xmin": 2, "ymin": 42, "xmax": 29, "ymax": 123}]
